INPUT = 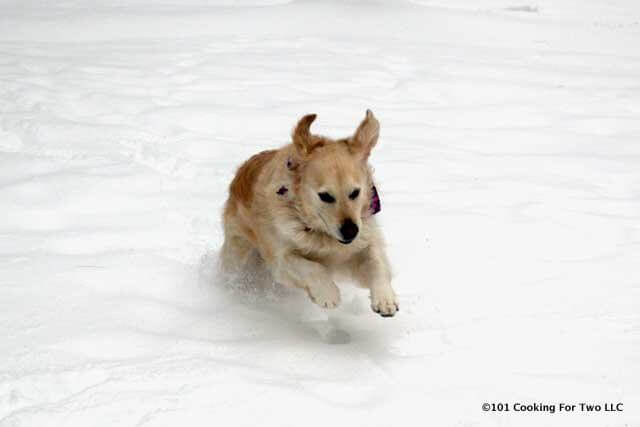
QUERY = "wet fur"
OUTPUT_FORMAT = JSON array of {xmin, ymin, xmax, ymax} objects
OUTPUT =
[{"xmin": 221, "ymin": 110, "xmax": 398, "ymax": 316}]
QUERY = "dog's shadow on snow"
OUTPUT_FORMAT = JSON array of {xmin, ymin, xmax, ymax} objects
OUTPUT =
[{"xmin": 197, "ymin": 251, "xmax": 399, "ymax": 350}]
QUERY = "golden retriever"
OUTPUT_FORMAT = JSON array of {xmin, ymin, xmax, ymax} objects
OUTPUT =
[{"xmin": 221, "ymin": 110, "xmax": 398, "ymax": 317}]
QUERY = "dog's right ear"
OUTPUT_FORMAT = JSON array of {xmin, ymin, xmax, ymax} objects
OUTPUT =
[{"xmin": 292, "ymin": 113, "xmax": 317, "ymax": 156}]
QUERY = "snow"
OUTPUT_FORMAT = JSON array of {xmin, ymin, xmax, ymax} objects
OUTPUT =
[{"xmin": 1, "ymin": 0, "xmax": 639, "ymax": 425}]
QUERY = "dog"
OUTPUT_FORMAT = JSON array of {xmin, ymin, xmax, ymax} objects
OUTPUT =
[{"xmin": 220, "ymin": 110, "xmax": 398, "ymax": 317}]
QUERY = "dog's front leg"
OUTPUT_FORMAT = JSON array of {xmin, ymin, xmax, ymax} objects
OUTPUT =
[
  {"xmin": 354, "ymin": 246, "xmax": 398, "ymax": 317},
  {"xmin": 272, "ymin": 253, "xmax": 341, "ymax": 309}
]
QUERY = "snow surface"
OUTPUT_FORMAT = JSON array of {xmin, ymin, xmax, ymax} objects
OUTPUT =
[{"xmin": 1, "ymin": 1, "xmax": 639, "ymax": 426}]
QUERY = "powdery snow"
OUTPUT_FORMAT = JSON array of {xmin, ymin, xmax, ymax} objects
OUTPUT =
[{"xmin": 1, "ymin": 1, "xmax": 639, "ymax": 426}]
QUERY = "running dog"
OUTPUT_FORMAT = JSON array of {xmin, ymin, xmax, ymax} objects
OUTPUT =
[{"xmin": 221, "ymin": 110, "xmax": 398, "ymax": 317}]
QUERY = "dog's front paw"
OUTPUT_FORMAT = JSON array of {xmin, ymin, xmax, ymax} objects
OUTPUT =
[
  {"xmin": 371, "ymin": 288, "xmax": 398, "ymax": 317},
  {"xmin": 307, "ymin": 282, "xmax": 341, "ymax": 309}
]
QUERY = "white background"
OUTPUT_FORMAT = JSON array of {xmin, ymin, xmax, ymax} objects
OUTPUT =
[{"xmin": 1, "ymin": 1, "xmax": 639, "ymax": 425}]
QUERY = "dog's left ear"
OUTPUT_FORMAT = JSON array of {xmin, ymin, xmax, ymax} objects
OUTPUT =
[{"xmin": 350, "ymin": 109, "xmax": 380, "ymax": 160}]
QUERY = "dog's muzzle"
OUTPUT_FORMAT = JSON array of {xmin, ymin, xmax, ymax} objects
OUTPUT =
[{"xmin": 339, "ymin": 219, "xmax": 358, "ymax": 244}]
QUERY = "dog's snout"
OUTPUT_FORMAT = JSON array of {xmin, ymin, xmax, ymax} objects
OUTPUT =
[{"xmin": 339, "ymin": 218, "xmax": 359, "ymax": 243}]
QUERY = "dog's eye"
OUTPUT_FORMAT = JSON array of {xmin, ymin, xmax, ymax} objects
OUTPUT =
[
  {"xmin": 349, "ymin": 188, "xmax": 360, "ymax": 200},
  {"xmin": 318, "ymin": 192, "xmax": 335, "ymax": 203}
]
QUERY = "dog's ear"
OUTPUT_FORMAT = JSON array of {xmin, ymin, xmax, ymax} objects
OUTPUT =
[
  {"xmin": 292, "ymin": 113, "xmax": 317, "ymax": 156},
  {"xmin": 351, "ymin": 109, "xmax": 379, "ymax": 159}
]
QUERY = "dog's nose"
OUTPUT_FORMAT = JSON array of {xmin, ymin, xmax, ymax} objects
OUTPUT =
[{"xmin": 339, "ymin": 218, "xmax": 359, "ymax": 242}]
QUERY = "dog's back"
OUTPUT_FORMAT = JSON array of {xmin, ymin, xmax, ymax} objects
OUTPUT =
[{"xmin": 226, "ymin": 149, "xmax": 277, "ymax": 215}]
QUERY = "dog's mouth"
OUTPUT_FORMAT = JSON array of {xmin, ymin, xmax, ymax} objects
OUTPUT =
[{"xmin": 303, "ymin": 220, "xmax": 355, "ymax": 245}]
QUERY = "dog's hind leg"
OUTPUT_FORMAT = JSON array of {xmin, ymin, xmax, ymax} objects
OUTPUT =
[{"xmin": 220, "ymin": 233, "xmax": 253, "ymax": 274}]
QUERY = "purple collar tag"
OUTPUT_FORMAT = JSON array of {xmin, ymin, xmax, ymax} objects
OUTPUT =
[{"xmin": 370, "ymin": 185, "xmax": 381, "ymax": 215}]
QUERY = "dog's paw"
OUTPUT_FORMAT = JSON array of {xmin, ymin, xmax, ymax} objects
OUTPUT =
[
  {"xmin": 371, "ymin": 288, "xmax": 399, "ymax": 317},
  {"xmin": 307, "ymin": 282, "xmax": 341, "ymax": 309}
]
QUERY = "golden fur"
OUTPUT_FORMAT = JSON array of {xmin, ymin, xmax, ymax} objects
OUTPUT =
[{"xmin": 221, "ymin": 110, "xmax": 398, "ymax": 316}]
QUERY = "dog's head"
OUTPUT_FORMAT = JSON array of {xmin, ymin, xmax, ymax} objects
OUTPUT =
[{"xmin": 291, "ymin": 110, "xmax": 380, "ymax": 244}]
